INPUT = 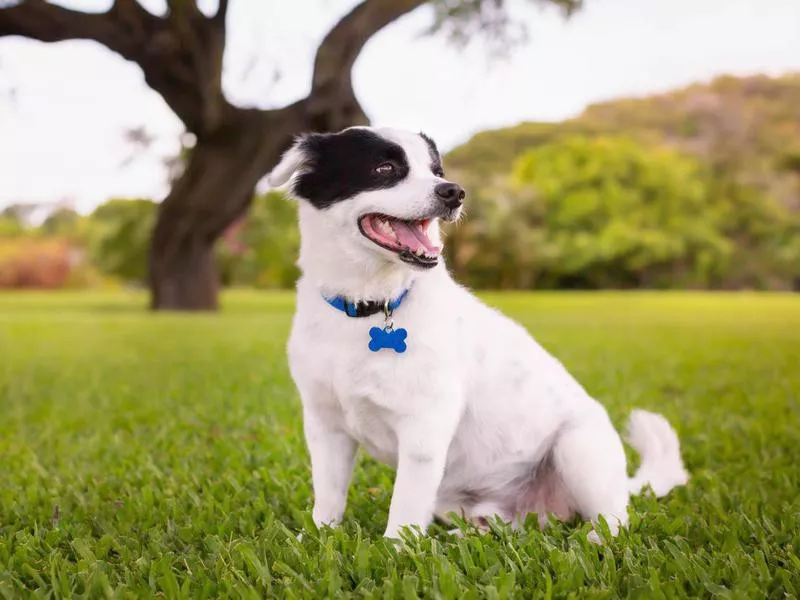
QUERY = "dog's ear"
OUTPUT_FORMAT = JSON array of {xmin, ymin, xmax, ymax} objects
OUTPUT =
[{"xmin": 266, "ymin": 135, "xmax": 315, "ymax": 189}]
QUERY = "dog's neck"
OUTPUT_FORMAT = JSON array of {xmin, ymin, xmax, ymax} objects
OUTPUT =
[{"xmin": 297, "ymin": 205, "xmax": 425, "ymax": 302}]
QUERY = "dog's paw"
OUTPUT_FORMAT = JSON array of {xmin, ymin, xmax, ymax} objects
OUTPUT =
[
  {"xmin": 383, "ymin": 523, "xmax": 428, "ymax": 542},
  {"xmin": 587, "ymin": 530, "xmax": 603, "ymax": 545}
]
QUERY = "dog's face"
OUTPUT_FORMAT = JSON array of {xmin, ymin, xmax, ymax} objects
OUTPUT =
[{"xmin": 267, "ymin": 127, "xmax": 464, "ymax": 270}]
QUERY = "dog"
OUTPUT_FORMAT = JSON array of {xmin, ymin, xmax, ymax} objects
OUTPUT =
[{"xmin": 267, "ymin": 126, "xmax": 689, "ymax": 541}]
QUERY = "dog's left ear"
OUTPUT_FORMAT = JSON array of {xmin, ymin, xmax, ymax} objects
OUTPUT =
[{"xmin": 266, "ymin": 135, "xmax": 314, "ymax": 189}]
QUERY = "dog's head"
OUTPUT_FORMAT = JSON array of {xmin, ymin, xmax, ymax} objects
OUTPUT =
[{"xmin": 267, "ymin": 126, "xmax": 464, "ymax": 271}]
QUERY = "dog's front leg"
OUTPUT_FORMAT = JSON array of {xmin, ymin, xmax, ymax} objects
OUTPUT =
[
  {"xmin": 303, "ymin": 404, "xmax": 358, "ymax": 528},
  {"xmin": 383, "ymin": 414, "xmax": 458, "ymax": 540}
]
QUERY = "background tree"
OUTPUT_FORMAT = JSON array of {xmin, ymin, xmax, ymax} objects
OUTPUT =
[
  {"xmin": 217, "ymin": 191, "xmax": 302, "ymax": 290},
  {"xmin": 40, "ymin": 205, "xmax": 81, "ymax": 238},
  {"xmin": 0, "ymin": 0, "xmax": 581, "ymax": 311},
  {"xmin": 0, "ymin": 203, "xmax": 38, "ymax": 230},
  {"xmin": 509, "ymin": 136, "xmax": 730, "ymax": 289},
  {"xmin": 86, "ymin": 198, "xmax": 158, "ymax": 285}
]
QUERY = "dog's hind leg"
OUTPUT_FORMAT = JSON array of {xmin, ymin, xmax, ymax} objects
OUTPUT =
[{"xmin": 551, "ymin": 416, "xmax": 631, "ymax": 544}]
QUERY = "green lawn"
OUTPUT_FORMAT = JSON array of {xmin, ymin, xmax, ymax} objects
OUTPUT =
[{"xmin": 1, "ymin": 291, "xmax": 798, "ymax": 598}]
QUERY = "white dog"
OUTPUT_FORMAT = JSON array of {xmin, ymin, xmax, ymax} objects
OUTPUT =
[{"xmin": 267, "ymin": 126, "xmax": 689, "ymax": 541}]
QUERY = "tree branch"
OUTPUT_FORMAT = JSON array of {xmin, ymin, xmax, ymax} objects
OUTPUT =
[
  {"xmin": 0, "ymin": 0, "xmax": 231, "ymax": 138},
  {"xmin": 311, "ymin": 0, "xmax": 427, "ymax": 94},
  {"xmin": 0, "ymin": 0, "xmax": 132, "ymax": 45},
  {"xmin": 214, "ymin": 0, "xmax": 229, "ymax": 25},
  {"xmin": 306, "ymin": 0, "xmax": 427, "ymax": 130},
  {"xmin": 166, "ymin": 0, "xmax": 202, "ymax": 18},
  {"xmin": 110, "ymin": 0, "xmax": 158, "ymax": 42}
]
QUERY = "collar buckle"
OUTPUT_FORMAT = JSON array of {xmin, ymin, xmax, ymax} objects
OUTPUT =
[{"xmin": 383, "ymin": 300, "xmax": 394, "ymax": 332}]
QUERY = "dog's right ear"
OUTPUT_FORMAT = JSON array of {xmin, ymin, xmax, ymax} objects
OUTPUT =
[{"xmin": 266, "ymin": 135, "xmax": 314, "ymax": 189}]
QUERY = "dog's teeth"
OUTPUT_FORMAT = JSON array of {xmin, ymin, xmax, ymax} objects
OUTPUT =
[
  {"xmin": 415, "ymin": 247, "xmax": 425, "ymax": 257},
  {"xmin": 378, "ymin": 220, "xmax": 395, "ymax": 237}
]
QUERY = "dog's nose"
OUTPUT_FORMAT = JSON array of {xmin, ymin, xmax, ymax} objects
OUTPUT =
[{"xmin": 435, "ymin": 182, "xmax": 466, "ymax": 209}]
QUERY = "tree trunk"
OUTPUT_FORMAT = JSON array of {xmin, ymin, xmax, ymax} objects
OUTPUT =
[
  {"xmin": 149, "ymin": 239, "xmax": 218, "ymax": 311},
  {"xmin": 148, "ymin": 107, "xmax": 301, "ymax": 310}
]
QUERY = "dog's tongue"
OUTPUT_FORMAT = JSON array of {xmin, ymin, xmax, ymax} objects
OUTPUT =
[{"xmin": 391, "ymin": 220, "xmax": 440, "ymax": 254}]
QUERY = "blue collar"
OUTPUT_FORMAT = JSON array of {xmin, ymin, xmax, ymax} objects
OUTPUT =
[{"xmin": 323, "ymin": 288, "xmax": 410, "ymax": 318}]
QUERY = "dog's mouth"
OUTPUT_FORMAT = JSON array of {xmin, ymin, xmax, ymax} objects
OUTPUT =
[{"xmin": 358, "ymin": 213, "xmax": 442, "ymax": 269}]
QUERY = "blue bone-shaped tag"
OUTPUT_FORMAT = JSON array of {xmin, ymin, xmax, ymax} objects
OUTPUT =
[{"xmin": 368, "ymin": 327, "xmax": 407, "ymax": 353}]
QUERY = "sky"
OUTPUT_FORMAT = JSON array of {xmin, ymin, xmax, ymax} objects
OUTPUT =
[{"xmin": 1, "ymin": 0, "xmax": 799, "ymax": 213}]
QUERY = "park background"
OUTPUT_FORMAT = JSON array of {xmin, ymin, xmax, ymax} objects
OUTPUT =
[
  {"xmin": 4, "ymin": 72, "xmax": 800, "ymax": 294},
  {"xmin": 2, "ymin": 0, "xmax": 799, "ymax": 298},
  {"xmin": 1, "ymin": 1, "xmax": 799, "ymax": 598}
]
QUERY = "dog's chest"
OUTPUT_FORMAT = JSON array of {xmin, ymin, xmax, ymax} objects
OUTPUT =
[
  {"xmin": 291, "ymin": 306, "xmax": 436, "ymax": 465},
  {"xmin": 331, "ymin": 350, "xmax": 407, "ymax": 464}
]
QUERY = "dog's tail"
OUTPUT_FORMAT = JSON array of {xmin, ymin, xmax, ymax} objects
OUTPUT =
[{"xmin": 625, "ymin": 409, "xmax": 689, "ymax": 497}]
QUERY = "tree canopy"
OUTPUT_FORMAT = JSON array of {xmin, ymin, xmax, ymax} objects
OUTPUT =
[{"xmin": 446, "ymin": 136, "xmax": 732, "ymax": 289}]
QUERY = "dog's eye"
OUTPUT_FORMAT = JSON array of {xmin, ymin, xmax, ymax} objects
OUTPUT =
[
  {"xmin": 433, "ymin": 168, "xmax": 445, "ymax": 178},
  {"xmin": 375, "ymin": 163, "xmax": 394, "ymax": 175}
]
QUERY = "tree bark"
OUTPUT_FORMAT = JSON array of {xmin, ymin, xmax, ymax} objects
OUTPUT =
[{"xmin": 148, "ymin": 105, "xmax": 310, "ymax": 310}]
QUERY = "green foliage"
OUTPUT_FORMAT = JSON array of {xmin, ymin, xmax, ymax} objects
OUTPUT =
[
  {"xmin": 445, "ymin": 136, "xmax": 752, "ymax": 289},
  {"xmin": 0, "ymin": 214, "xmax": 26, "ymax": 237},
  {"xmin": 1, "ymin": 291, "xmax": 799, "ymax": 596},
  {"xmin": 40, "ymin": 207, "xmax": 82, "ymax": 238},
  {"xmin": 512, "ymin": 136, "xmax": 730, "ymax": 288},
  {"xmin": 85, "ymin": 198, "xmax": 157, "ymax": 284},
  {"xmin": 447, "ymin": 121, "xmax": 561, "ymax": 177},
  {"xmin": 442, "ymin": 73, "xmax": 800, "ymax": 290},
  {"xmin": 0, "ymin": 203, "xmax": 38, "ymax": 227},
  {"xmin": 427, "ymin": 0, "xmax": 583, "ymax": 56},
  {"xmin": 217, "ymin": 191, "xmax": 300, "ymax": 289}
]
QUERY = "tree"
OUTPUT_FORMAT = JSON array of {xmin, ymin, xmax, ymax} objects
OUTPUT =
[
  {"xmin": 511, "ymin": 136, "xmax": 732, "ymax": 289},
  {"xmin": 217, "ymin": 191, "xmax": 301, "ymax": 290},
  {"xmin": 41, "ymin": 206, "xmax": 81, "ymax": 238},
  {"xmin": 442, "ymin": 136, "xmax": 744, "ymax": 290},
  {"xmin": 85, "ymin": 198, "xmax": 158, "ymax": 284},
  {"xmin": 0, "ymin": 0, "xmax": 581, "ymax": 311},
  {"xmin": 1, "ymin": 203, "xmax": 38, "ymax": 228}
]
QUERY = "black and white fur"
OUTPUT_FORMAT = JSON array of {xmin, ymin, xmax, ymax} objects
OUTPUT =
[{"xmin": 267, "ymin": 126, "xmax": 689, "ymax": 541}]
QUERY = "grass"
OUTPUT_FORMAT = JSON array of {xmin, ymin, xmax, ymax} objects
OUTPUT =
[{"xmin": 1, "ymin": 290, "xmax": 798, "ymax": 598}]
